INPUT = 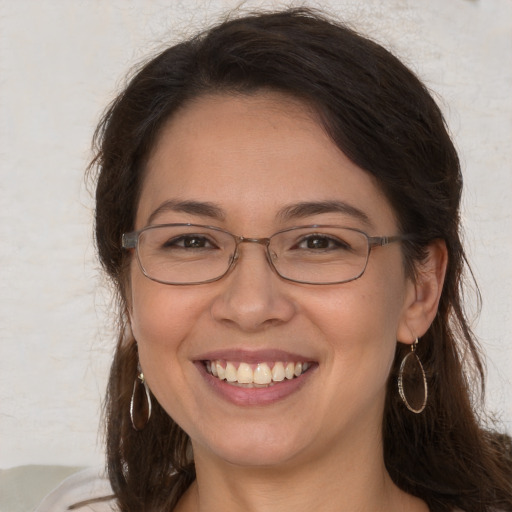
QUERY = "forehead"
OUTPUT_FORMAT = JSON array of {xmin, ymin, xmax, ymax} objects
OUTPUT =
[{"xmin": 137, "ymin": 92, "xmax": 397, "ymax": 233}]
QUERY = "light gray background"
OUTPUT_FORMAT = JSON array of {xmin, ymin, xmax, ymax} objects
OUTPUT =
[{"xmin": 1, "ymin": 0, "xmax": 511, "ymax": 469}]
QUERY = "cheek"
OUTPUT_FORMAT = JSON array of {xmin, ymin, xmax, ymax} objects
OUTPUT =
[
  {"xmin": 318, "ymin": 284, "xmax": 405, "ymax": 344},
  {"xmin": 128, "ymin": 268, "xmax": 205, "ymax": 383},
  {"xmin": 311, "ymin": 266, "xmax": 407, "ymax": 378},
  {"xmin": 129, "ymin": 261, "xmax": 198, "ymax": 342},
  {"xmin": 128, "ymin": 275, "xmax": 211, "ymax": 423}
]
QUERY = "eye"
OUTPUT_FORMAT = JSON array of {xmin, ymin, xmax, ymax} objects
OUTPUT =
[
  {"xmin": 163, "ymin": 234, "xmax": 218, "ymax": 250},
  {"xmin": 295, "ymin": 234, "xmax": 351, "ymax": 251}
]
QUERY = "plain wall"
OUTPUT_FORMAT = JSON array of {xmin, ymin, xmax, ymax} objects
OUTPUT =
[{"xmin": 1, "ymin": 0, "xmax": 511, "ymax": 469}]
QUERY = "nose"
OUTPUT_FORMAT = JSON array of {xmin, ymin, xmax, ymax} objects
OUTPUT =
[{"xmin": 210, "ymin": 242, "xmax": 296, "ymax": 332}]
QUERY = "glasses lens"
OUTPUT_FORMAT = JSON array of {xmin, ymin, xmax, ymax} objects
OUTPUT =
[
  {"xmin": 137, "ymin": 225, "xmax": 235, "ymax": 284},
  {"xmin": 269, "ymin": 226, "xmax": 370, "ymax": 284}
]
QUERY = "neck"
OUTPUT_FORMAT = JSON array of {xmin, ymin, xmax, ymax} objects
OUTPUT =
[{"xmin": 175, "ymin": 428, "xmax": 428, "ymax": 512}]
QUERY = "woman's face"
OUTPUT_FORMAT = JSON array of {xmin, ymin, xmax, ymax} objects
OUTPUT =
[{"xmin": 129, "ymin": 92, "xmax": 416, "ymax": 469}]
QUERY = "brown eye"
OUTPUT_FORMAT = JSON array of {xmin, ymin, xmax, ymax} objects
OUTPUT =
[
  {"xmin": 306, "ymin": 237, "xmax": 329, "ymax": 249},
  {"xmin": 297, "ymin": 235, "xmax": 350, "ymax": 251},
  {"xmin": 163, "ymin": 235, "xmax": 216, "ymax": 250},
  {"xmin": 183, "ymin": 236, "xmax": 207, "ymax": 248}
]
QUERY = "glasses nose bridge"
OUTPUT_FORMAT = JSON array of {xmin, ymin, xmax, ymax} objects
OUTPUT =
[
  {"xmin": 237, "ymin": 235, "xmax": 271, "ymax": 246},
  {"xmin": 231, "ymin": 235, "xmax": 273, "ymax": 267}
]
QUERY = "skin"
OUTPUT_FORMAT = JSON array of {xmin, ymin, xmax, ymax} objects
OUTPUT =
[{"xmin": 128, "ymin": 92, "xmax": 446, "ymax": 512}]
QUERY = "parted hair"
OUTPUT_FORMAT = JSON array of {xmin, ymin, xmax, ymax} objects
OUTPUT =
[{"xmin": 89, "ymin": 8, "xmax": 512, "ymax": 512}]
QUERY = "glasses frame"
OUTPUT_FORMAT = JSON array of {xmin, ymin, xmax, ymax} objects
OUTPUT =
[{"xmin": 122, "ymin": 223, "xmax": 414, "ymax": 286}]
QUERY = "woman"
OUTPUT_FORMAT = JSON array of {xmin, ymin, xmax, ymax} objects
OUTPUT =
[{"xmin": 37, "ymin": 7, "xmax": 511, "ymax": 512}]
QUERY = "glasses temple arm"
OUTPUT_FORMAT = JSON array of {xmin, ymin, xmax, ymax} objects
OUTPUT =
[
  {"xmin": 122, "ymin": 232, "xmax": 138, "ymax": 249},
  {"xmin": 368, "ymin": 233, "xmax": 417, "ymax": 247}
]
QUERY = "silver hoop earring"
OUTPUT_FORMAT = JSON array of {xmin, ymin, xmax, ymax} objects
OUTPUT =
[
  {"xmin": 398, "ymin": 338, "xmax": 428, "ymax": 414},
  {"xmin": 130, "ymin": 364, "xmax": 152, "ymax": 431}
]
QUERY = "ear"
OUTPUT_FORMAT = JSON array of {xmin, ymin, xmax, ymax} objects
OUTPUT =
[{"xmin": 396, "ymin": 239, "xmax": 448, "ymax": 344}]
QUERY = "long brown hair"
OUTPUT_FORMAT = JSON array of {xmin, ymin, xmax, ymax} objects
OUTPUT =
[{"xmin": 89, "ymin": 8, "xmax": 512, "ymax": 512}]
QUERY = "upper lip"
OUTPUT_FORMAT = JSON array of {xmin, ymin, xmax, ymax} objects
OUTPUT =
[{"xmin": 193, "ymin": 348, "xmax": 315, "ymax": 363}]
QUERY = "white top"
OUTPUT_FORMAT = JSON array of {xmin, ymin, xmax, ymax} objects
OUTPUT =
[{"xmin": 35, "ymin": 467, "xmax": 117, "ymax": 512}]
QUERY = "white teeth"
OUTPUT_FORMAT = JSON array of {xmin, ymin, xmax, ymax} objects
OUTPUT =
[
  {"xmin": 285, "ymin": 362, "xmax": 295, "ymax": 380},
  {"xmin": 216, "ymin": 362, "xmax": 225, "ymax": 380},
  {"xmin": 206, "ymin": 360, "xmax": 311, "ymax": 385},
  {"xmin": 271, "ymin": 362, "xmax": 285, "ymax": 382},
  {"xmin": 237, "ymin": 363, "xmax": 253, "ymax": 384},
  {"xmin": 253, "ymin": 363, "xmax": 272, "ymax": 385},
  {"xmin": 225, "ymin": 362, "xmax": 237, "ymax": 382}
]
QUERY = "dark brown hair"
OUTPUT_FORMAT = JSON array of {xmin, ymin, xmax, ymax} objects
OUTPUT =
[{"xmin": 89, "ymin": 8, "xmax": 512, "ymax": 512}]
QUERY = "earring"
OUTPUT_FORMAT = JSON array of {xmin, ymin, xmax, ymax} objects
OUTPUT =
[
  {"xmin": 398, "ymin": 338, "xmax": 428, "ymax": 414},
  {"xmin": 130, "ymin": 364, "xmax": 152, "ymax": 431}
]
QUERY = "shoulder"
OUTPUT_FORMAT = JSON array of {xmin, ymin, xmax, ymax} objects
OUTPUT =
[{"xmin": 34, "ymin": 466, "xmax": 116, "ymax": 512}]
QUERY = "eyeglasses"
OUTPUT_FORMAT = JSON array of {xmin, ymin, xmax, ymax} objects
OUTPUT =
[{"xmin": 122, "ymin": 223, "xmax": 412, "ymax": 286}]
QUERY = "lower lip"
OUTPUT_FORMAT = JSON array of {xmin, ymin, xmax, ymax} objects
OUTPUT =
[{"xmin": 195, "ymin": 362, "xmax": 316, "ymax": 406}]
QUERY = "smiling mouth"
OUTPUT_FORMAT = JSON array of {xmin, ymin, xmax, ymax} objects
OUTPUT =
[{"xmin": 203, "ymin": 360, "xmax": 312, "ymax": 387}]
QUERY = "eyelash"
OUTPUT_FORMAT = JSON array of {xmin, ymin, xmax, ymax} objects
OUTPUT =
[
  {"xmin": 294, "ymin": 234, "xmax": 351, "ymax": 251},
  {"xmin": 163, "ymin": 234, "xmax": 218, "ymax": 249}
]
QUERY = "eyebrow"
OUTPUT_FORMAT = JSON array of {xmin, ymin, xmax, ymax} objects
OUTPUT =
[
  {"xmin": 147, "ymin": 198, "xmax": 373, "ymax": 229},
  {"xmin": 147, "ymin": 200, "xmax": 225, "ymax": 225},
  {"xmin": 277, "ymin": 200, "xmax": 374, "ymax": 228}
]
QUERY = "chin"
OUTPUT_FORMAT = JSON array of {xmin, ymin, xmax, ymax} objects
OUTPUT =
[
  {"xmin": 193, "ymin": 426, "xmax": 310, "ymax": 468},
  {"xmin": 212, "ymin": 446, "xmax": 300, "ymax": 468}
]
